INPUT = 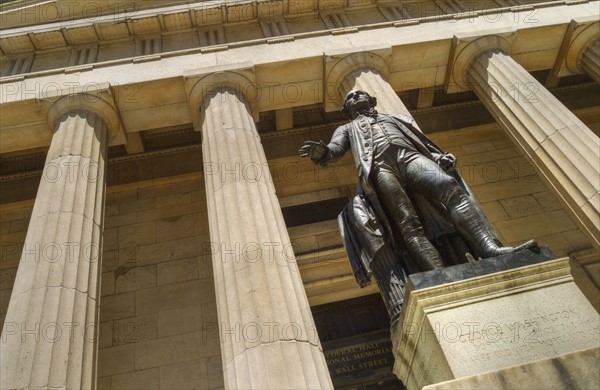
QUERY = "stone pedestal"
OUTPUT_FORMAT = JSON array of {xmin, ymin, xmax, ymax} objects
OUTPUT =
[
  {"xmin": 0, "ymin": 110, "xmax": 108, "ymax": 389},
  {"xmin": 200, "ymin": 87, "xmax": 332, "ymax": 389},
  {"xmin": 392, "ymin": 248, "xmax": 600, "ymax": 390}
]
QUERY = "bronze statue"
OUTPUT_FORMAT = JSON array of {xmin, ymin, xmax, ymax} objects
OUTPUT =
[{"xmin": 300, "ymin": 90, "xmax": 536, "ymax": 324}]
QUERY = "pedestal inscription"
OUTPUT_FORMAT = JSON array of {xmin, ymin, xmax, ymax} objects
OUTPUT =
[{"xmin": 426, "ymin": 283, "xmax": 599, "ymax": 378}]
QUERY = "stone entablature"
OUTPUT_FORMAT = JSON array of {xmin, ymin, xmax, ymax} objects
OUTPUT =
[
  {"xmin": 0, "ymin": 1, "xmax": 597, "ymax": 156},
  {"xmin": 0, "ymin": 0, "xmax": 575, "ymax": 77}
]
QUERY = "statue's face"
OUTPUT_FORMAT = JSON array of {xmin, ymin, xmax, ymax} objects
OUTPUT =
[{"xmin": 344, "ymin": 90, "xmax": 373, "ymax": 116}]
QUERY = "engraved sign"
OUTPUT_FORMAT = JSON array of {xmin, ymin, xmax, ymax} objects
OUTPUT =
[{"xmin": 324, "ymin": 337, "xmax": 397, "ymax": 385}]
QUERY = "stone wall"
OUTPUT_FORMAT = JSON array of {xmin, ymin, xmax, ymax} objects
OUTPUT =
[
  {"xmin": 0, "ymin": 202, "xmax": 32, "ymax": 328},
  {"xmin": 98, "ymin": 175, "xmax": 223, "ymax": 389},
  {"xmin": 96, "ymin": 174, "xmax": 223, "ymax": 389},
  {"xmin": 0, "ymin": 174, "xmax": 223, "ymax": 389}
]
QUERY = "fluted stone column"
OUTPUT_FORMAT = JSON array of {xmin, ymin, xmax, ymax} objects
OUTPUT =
[
  {"xmin": 200, "ymin": 87, "xmax": 333, "ymax": 389},
  {"xmin": 581, "ymin": 38, "xmax": 600, "ymax": 83},
  {"xmin": 0, "ymin": 109, "xmax": 108, "ymax": 389},
  {"xmin": 467, "ymin": 49, "xmax": 600, "ymax": 251}
]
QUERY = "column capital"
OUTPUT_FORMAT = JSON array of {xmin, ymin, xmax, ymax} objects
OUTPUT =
[
  {"xmin": 553, "ymin": 17, "xmax": 599, "ymax": 77},
  {"xmin": 445, "ymin": 29, "xmax": 516, "ymax": 93},
  {"xmin": 323, "ymin": 45, "xmax": 391, "ymax": 112},
  {"xmin": 37, "ymin": 82, "xmax": 126, "ymax": 146},
  {"xmin": 184, "ymin": 62, "xmax": 257, "ymax": 130}
]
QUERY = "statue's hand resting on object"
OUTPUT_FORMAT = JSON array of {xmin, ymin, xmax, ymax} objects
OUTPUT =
[{"xmin": 435, "ymin": 152, "xmax": 457, "ymax": 172}]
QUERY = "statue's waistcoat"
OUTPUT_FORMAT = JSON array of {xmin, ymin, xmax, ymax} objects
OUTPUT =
[
  {"xmin": 344, "ymin": 114, "xmax": 436, "ymax": 180},
  {"xmin": 349, "ymin": 115, "xmax": 376, "ymax": 177}
]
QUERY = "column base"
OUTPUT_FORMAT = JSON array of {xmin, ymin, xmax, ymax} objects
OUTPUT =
[{"xmin": 391, "ymin": 247, "xmax": 600, "ymax": 389}]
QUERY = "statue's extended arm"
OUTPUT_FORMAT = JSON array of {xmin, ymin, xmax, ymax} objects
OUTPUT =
[{"xmin": 299, "ymin": 125, "xmax": 350, "ymax": 167}]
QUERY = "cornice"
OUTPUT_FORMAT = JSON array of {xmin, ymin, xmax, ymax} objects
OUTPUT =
[
  {"xmin": 0, "ymin": 1, "xmax": 597, "ymax": 155},
  {"xmin": 0, "ymin": 0, "xmax": 577, "ymax": 57}
]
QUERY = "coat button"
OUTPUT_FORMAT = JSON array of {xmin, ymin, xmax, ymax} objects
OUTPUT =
[{"xmin": 364, "ymin": 142, "xmax": 370, "ymax": 147}]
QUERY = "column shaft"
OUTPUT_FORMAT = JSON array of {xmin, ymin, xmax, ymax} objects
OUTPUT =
[
  {"xmin": 342, "ymin": 69, "xmax": 413, "ymax": 118},
  {"xmin": 201, "ymin": 88, "xmax": 332, "ymax": 389},
  {"xmin": 468, "ymin": 50, "xmax": 600, "ymax": 251},
  {"xmin": 581, "ymin": 38, "xmax": 600, "ymax": 83},
  {"xmin": 1, "ymin": 111, "xmax": 108, "ymax": 389}
]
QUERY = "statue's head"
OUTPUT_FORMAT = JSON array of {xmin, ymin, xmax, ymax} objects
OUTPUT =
[{"xmin": 340, "ymin": 90, "xmax": 377, "ymax": 118}]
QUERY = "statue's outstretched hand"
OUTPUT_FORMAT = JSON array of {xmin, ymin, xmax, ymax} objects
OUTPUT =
[{"xmin": 299, "ymin": 140, "xmax": 329, "ymax": 166}]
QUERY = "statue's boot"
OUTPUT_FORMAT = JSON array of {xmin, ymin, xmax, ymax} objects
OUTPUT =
[
  {"xmin": 451, "ymin": 199, "xmax": 538, "ymax": 259},
  {"xmin": 403, "ymin": 228, "xmax": 445, "ymax": 270}
]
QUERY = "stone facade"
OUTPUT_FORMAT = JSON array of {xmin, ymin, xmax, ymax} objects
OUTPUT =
[{"xmin": 0, "ymin": 0, "xmax": 599, "ymax": 389}]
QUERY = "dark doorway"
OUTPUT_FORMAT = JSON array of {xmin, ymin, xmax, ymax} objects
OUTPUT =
[{"xmin": 312, "ymin": 294, "xmax": 405, "ymax": 389}]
